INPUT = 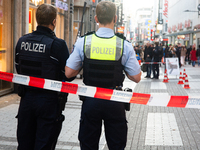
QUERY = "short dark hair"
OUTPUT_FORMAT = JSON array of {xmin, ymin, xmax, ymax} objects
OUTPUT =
[
  {"xmin": 36, "ymin": 4, "xmax": 57, "ymax": 26},
  {"xmin": 96, "ymin": 1, "xmax": 116, "ymax": 25}
]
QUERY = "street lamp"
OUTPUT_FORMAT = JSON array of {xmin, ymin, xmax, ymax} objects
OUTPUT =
[{"xmin": 183, "ymin": 4, "xmax": 200, "ymax": 15}]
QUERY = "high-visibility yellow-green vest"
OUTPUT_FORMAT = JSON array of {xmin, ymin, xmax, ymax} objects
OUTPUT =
[{"xmin": 83, "ymin": 33, "xmax": 125, "ymax": 88}]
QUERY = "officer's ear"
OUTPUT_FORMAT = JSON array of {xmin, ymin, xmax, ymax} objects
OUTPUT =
[
  {"xmin": 114, "ymin": 15, "xmax": 117, "ymax": 23},
  {"xmin": 94, "ymin": 15, "xmax": 99, "ymax": 23},
  {"xmin": 52, "ymin": 19, "xmax": 56, "ymax": 27}
]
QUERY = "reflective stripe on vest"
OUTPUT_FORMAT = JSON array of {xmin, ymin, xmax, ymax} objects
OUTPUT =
[{"xmin": 84, "ymin": 34, "xmax": 123, "ymax": 61}]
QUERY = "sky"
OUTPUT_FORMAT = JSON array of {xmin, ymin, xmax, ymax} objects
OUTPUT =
[{"xmin": 123, "ymin": 0, "xmax": 154, "ymax": 16}]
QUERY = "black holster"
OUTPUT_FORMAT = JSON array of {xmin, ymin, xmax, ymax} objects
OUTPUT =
[
  {"xmin": 17, "ymin": 85, "xmax": 26, "ymax": 97},
  {"xmin": 58, "ymin": 92, "xmax": 68, "ymax": 112},
  {"xmin": 79, "ymin": 95, "xmax": 86, "ymax": 101}
]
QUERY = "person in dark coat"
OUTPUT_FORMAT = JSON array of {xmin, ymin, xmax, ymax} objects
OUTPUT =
[
  {"xmin": 196, "ymin": 45, "xmax": 200, "ymax": 66},
  {"xmin": 144, "ymin": 42, "xmax": 153, "ymax": 78},
  {"xmin": 176, "ymin": 43, "xmax": 181, "ymax": 68},
  {"xmin": 186, "ymin": 45, "xmax": 192, "ymax": 64},
  {"xmin": 152, "ymin": 42, "xmax": 162, "ymax": 79}
]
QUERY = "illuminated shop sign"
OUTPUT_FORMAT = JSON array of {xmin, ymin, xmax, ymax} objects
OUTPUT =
[
  {"xmin": 30, "ymin": 0, "xmax": 43, "ymax": 6},
  {"xmin": 56, "ymin": 0, "xmax": 68, "ymax": 11}
]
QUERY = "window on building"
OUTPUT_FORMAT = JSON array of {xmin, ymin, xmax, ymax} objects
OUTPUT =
[
  {"xmin": 56, "ymin": 9, "xmax": 64, "ymax": 39},
  {"xmin": 0, "ymin": 0, "xmax": 12, "ymax": 91}
]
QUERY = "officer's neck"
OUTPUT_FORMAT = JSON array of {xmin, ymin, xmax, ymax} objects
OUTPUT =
[{"xmin": 98, "ymin": 23, "xmax": 114, "ymax": 30}]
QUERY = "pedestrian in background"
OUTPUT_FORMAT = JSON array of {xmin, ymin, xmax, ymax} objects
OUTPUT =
[
  {"xmin": 65, "ymin": 1, "xmax": 141, "ymax": 149},
  {"xmin": 196, "ymin": 45, "xmax": 200, "ymax": 66},
  {"xmin": 164, "ymin": 44, "xmax": 169, "ymax": 58},
  {"xmin": 176, "ymin": 43, "xmax": 181, "ymax": 68},
  {"xmin": 152, "ymin": 42, "xmax": 161, "ymax": 79},
  {"xmin": 180, "ymin": 45, "xmax": 187, "ymax": 66},
  {"xmin": 15, "ymin": 4, "xmax": 74, "ymax": 149},
  {"xmin": 186, "ymin": 45, "xmax": 192, "ymax": 64},
  {"xmin": 144, "ymin": 42, "xmax": 153, "ymax": 78},
  {"xmin": 190, "ymin": 46, "xmax": 197, "ymax": 67}
]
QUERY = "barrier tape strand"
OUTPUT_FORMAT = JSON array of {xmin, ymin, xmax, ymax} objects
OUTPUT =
[{"xmin": 0, "ymin": 71, "xmax": 200, "ymax": 109}]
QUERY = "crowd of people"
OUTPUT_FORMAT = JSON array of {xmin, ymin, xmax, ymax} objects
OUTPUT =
[{"xmin": 133, "ymin": 42, "xmax": 200, "ymax": 79}]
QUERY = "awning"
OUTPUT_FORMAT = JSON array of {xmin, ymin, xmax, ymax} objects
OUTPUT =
[{"xmin": 166, "ymin": 29, "xmax": 200, "ymax": 36}]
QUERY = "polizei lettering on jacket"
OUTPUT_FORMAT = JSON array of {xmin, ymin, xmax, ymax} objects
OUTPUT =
[
  {"xmin": 20, "ymin": 42, "xmax": 46, "ymax": 53},
  {"xmin": 92, "ymin": 46, "xmax": 114, "ymax": 55}
]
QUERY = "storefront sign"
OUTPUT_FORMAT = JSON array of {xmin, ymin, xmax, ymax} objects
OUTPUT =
[
  {"xmin": 163, "ymin": 0, "xmax": 168, "ymax": 18},
  {"xmin": 168, "ymin": 27, "xmax": 171, "ymax": 33},
  {"xmin": 177, "ymin": 23, "xmax": 183, "ymax": 30},
  {"xmin": 185, "ymin": 20, "xmax": 192, "ymax": 28},
  {"xmin": 56, "ymin": 0, "xmax": 68, "ymax": 11},
  {"xmin": 172, "ymin": 25, "xmax": 177, "ymax": 32}
]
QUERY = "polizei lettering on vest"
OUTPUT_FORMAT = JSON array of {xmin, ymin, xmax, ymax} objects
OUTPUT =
[
  {"xmin": 21, "ymin": 42, "xmax": 46, "ymax": 53},
  {"xmin": 92, "ymin": 47, "xmax": 114, "ymax": 55}
]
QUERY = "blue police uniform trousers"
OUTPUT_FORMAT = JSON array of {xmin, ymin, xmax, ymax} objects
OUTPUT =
[
  {"xmin": 78, "ymin": 97, "xmax": 127, "ymax": 150},
  {"xmin": 16, "ymin": 90, "xmax": 62, "ymax": 150}
]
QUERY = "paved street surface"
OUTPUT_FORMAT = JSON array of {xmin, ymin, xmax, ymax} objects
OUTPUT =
[{"xmin": 0, "ymin": 64, "xmax": 200, "ymax": 150}]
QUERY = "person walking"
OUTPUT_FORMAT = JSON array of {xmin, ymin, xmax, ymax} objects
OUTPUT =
[
  {"xmin": 190, "ymin": 46, "xmax": 197, "ymax": 67},
  {"xmin": 180, "ymin": 45, "xmax": 187, "ymax": 66},
  {"xmin": 144, "ymin": 42, "xmax": 153, "ymax": 78},
  {"xmin": 15, "ymin": 4, "xmax": 74, "ymax": 150},
  {"xmin": 196, "ymin": 45, "xmax": 200, "ymax": 66},
  {"xmin": 65, "ymin": 1, "xmax": 141, "ymax": 149}
]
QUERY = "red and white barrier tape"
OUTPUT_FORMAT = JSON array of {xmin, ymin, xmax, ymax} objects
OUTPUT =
[{"xmin": 0, "ymin": 71, "xmax": 200, "ymax": 109}]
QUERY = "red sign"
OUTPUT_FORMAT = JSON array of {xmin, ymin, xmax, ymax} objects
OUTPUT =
[
  {"xmin": 178, "ymin": 23, "xmax": 183, "ymax": 30},
  {"xmin": 185, "ymin": 20, "xmax": 188, "ymax": 28},
  {"xmin": 163, "ymin": 0, "xmax": 168, "ymax": 18},
  {"xmin": 188, "ymin": 20, "xmax": 191, "ymax": 27},
  {"xmin": 172, "ymin": 25, "xmax": 177, "ymax": 32},
  {"xmin": 185, "ymin": 20, "xmax": 191, "ymax": 28},
  {"xmin": 29, "ymin": 10, "xmax": 32, "ymax": 24},
  {"xmin": 168, "ymin": 27, "xmax": 171, "ymax": 33},
  {"xmin": 117, "ymin": 26, "xmax": 124, "ymax": 34}
]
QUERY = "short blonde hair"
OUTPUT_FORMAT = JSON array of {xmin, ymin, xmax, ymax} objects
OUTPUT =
[{"xmin": 96, "ymin": 1, "xmax": 116, "ymax": 25}]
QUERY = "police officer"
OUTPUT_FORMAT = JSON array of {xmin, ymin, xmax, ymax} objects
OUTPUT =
[
  {"xmin": 15, "ymin": 4, "xmax": 74, "ymax": 150},
  {"xmin": 65, "ymin": 1, "xmax": 141, "ymax": 149}
]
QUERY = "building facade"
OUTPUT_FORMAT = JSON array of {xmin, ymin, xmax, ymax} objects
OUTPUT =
[{"xmin": 167, "ymin": 0, "xmax": 200, "ymax": 48}]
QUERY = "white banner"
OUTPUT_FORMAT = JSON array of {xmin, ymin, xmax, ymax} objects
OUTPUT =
[{"xmin": 166, "ymin": 58, "xmax": 179, "ymax": 75}]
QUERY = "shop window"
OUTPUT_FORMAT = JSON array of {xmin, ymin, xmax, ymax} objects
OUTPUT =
[
  {"xmin": 29, "ymin": 8, "xmax": 37, "ymax": 33},
  {"xmin": 55, "ymin": 9, "xmax": 64, "ymax": 39},
  {"xmin": 0, "ymin": 0, "xmax": 12, "ymax": 91},
  {"xmin": 73, "ymin": 7, "xmax": 85, "ymax": 44}
]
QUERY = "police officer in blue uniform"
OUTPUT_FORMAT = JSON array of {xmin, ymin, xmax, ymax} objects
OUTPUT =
[
  {"xmin": 15, "ymin": 4, "xmax": 74, "ymax": 150},
  {"xmin": 65, "ymin": 1, "xmax": 141, "ymax": 150}
]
